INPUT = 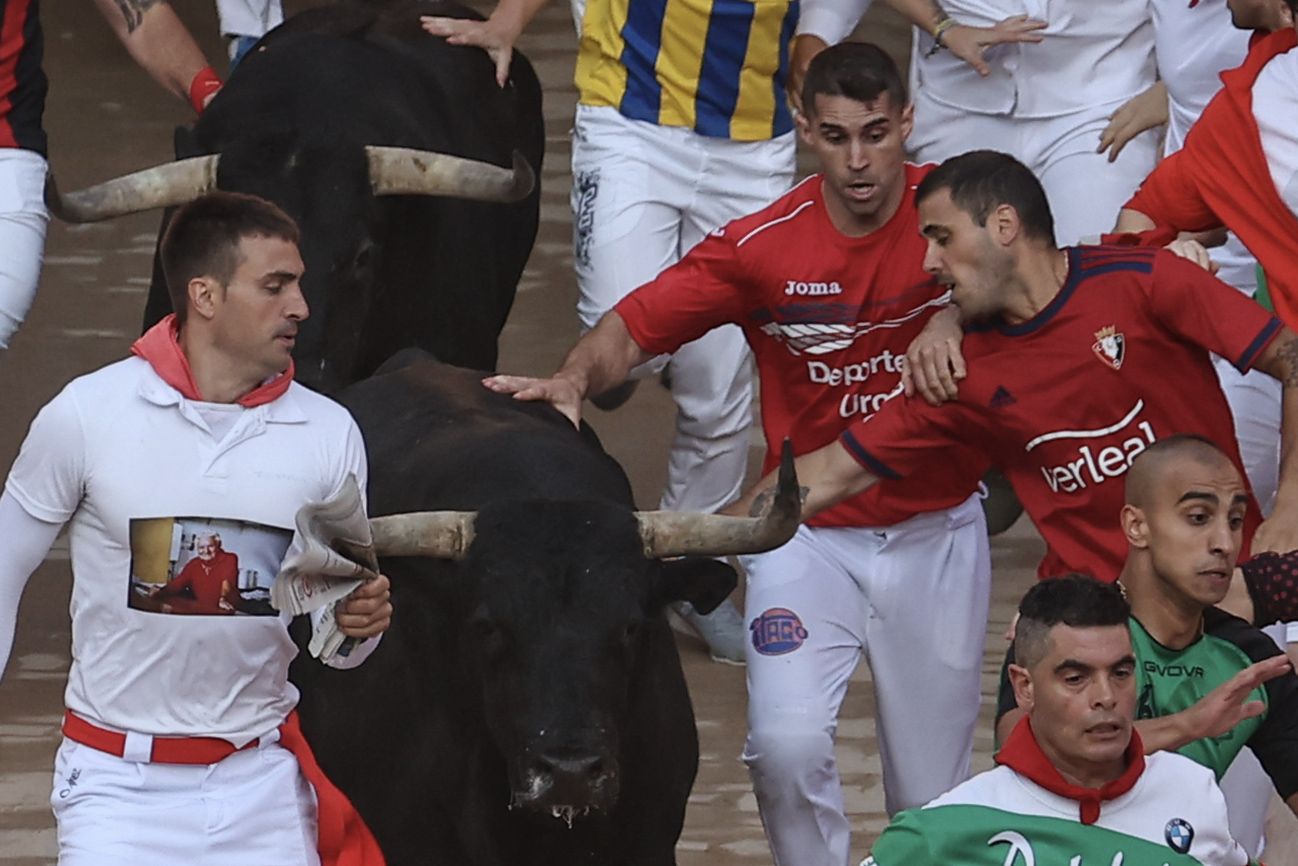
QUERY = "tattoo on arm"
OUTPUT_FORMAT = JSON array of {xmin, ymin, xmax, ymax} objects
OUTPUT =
[
  {"xmin": 747, "ymin": 485, "xmax": 811, "ymax": 518},
  {"xmin": 1278, "ymin": 336, "xmax": 1298, "ymax": 389},
  {"xmin": 113, "ymin": 0, "xmax": 163, "ymax": 34}
]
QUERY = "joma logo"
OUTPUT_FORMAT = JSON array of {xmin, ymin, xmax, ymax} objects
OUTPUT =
[{"xmin": 784, "ymin": 279, "xmax": 842, "ymax": 296}]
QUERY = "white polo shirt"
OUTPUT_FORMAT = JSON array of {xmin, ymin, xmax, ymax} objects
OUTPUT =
[
  {"xmin": 912, "ymin": 0, "xmax": 1156, "ymax": 117},
  {"xmin": 6, "ymin": 357, "xmax": 367, "ymax": 745}
]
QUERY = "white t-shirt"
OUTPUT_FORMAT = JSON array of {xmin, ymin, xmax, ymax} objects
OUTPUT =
[
  {"xmin": 1254, "ymin": 47, "xmax": 1298, "ymax": 220},
  {"xmin": 912, "ymin": 0, "xmax": 1156, "ymax": 117},
  {"xmin": 1153, "ymin": 0, "xmax": 1249, "ymax": 152},
  {"xmin": 6, "ymin": 357, "xmax": 367, "ymax": 745},
  {"xmin": 1153, "ymin": 0, "xmax": 1255, "ymax": 296}
]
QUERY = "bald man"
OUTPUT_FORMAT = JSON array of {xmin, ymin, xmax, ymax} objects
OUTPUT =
[{"xmin": 996, "ymin": 435, "xmax": 1298, "ymax": 820}]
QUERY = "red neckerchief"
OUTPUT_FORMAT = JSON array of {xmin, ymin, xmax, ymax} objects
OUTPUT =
[
  {"xmin": 131, "ymin": 314, "xmax": 294, "ymax": 407},
  {"xmin": 995, "ymin": 716, "xmax": 1145, "ymax": 825}
]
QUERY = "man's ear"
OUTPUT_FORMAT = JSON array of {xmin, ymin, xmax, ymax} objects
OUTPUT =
[
  {"xmin": 899, "ymin": 101, "xmax": 915, "ymax": 143},
  {"xmin": 796, "ymin": 107, "xmax": 815, "ymax": 148},
  {"xmin": 1008, "ymin": 663, "xmax": 1034, "ymax": 712},
  {"xmin": 1121, "ymin": 503, "xmax": 1150, "ymax": 549},
  {"xmin": 187, "ymin": 276, "xmax": 221, "ymax": 322},
  {"xmin": 992, "ymin": 203, "xmax": 1021, "ymax": 247},
  {"xmin": 654, "ymin": 558, "xmax": 737, "ymax": 614}
]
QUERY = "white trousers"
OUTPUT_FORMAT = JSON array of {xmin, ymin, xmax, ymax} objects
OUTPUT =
[
  {"xmin": 214, "ymin": 0, "xmax": 283, "ymax": 37},
  {"xmin": 741, "ymin": 494, "xmax": 991, "ymax": 866},
  {"xmin": 0, "ymin": 148, "xmax": 48, "ymax": 349},
  {"xmin": 50, "ymin": 735, "xmax": 320, "ymax": 866},
  {"xmin": 571, "ymin": 105, "xmax": 794, "ymax": 512},
  {"xmin": 908, "ymin": 91, "xmax": 1160, "ymax": 246}
]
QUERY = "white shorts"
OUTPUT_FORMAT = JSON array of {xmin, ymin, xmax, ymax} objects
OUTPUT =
[
  {"xmin": 51, "ymin": 734, "xmax": 320, "ymax": 866},
  {"xmin": 0, "ymin": 147, "xmax": 48, "ymax": 349},
  {"xmin": 570, "ymin": 105, "xmax": 794, "ymax": 512},
  {"xmin": 741, "ymin": 494, "xmax": 991, "ymax": 866},
  {"xmin": 908, "ymin": 92, "xmax": 1160, "ymax": 246}
]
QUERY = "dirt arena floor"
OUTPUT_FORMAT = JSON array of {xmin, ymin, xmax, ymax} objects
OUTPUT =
[{"xmin": 1, "ymin": 2, "xmax": 1295, "ymax": 864}]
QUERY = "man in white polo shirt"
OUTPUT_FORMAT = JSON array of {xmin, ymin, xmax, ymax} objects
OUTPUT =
[{"xmin": 0, "ymin": 192, "xmax": 391, "ymax": 866}]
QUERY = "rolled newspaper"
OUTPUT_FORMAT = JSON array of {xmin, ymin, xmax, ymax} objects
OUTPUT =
[{"xmin": 274, "ymin": 475, "xmax": 378, "ymax": 661}]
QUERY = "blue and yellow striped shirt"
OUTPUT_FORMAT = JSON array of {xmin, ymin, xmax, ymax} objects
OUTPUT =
[{"xmin": 575, "ymin": 0, "xmax": 800, "ymax": 140}]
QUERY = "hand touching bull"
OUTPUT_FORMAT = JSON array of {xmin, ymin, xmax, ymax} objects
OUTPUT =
[
  {"xmin": 483, "ymin": 310, "xmax": 654, "ymax": 426},
  {"xmin": 420, "ymin": 0, "xmax": 551, "ymax": 86}
]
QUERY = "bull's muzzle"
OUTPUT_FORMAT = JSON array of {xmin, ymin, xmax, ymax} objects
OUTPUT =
[{"xmin": 515, "ymin": 748, "xmax": 620, "ymax": 819}]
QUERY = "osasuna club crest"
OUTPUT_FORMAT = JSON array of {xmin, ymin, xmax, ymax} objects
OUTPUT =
[{"xmin": 1093, "ymin": 326, "xmax": 1126, "ymax": 370}]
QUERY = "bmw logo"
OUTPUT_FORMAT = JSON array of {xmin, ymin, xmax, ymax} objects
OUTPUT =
[{"xmin": 1165, "ymin": 818, "xmax": 1194, "ymax": 854}]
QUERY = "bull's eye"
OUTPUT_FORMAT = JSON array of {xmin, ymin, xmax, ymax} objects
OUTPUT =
[{"xmin": 621, "ymin": 621, "xmax": 641, "ymax": 646}]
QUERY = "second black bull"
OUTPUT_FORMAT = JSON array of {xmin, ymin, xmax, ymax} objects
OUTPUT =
[
  {"xmin": 48, "ymin": 0, "xmax": 543, "ymax": 392},
  {"xmin": 291, "ymin": 354, "xmax": 800, "ymax": 866}
]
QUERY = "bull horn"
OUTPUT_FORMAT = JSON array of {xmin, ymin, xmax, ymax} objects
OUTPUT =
[
  {"xmin": 366, "ymin": 146, "xmax": 534, "ymax": 203},
  {"xmin": 368, "ymin": 511, "xmax": 477, "ymax": 561},
  {"xmin": 45, "ymin": 155, "xmax": 220, "ymax": 223},
  {"xmin": 637, "ymin": 440, "xmax": 801, "ymax": 559}
]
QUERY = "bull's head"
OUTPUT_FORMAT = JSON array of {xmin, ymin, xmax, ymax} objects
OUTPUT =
[
  {"xmin": 43, "ymin": 145, "xmax": 533, "ymax": 392},
  {"xmin": 367, "ymin": 446, "xmax": 800, "ymax": 818}
]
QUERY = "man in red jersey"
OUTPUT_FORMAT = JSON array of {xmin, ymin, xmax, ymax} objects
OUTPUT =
[
  {"xmin": 484, "ymin": 43, "xmax": 991, "ymax": 866},
  {"xmin": 1115, "ymin": 0, "xmax": 1298, "ymax": 333},
  {"xmin": 729, "ymin": 149, "xmax": 1298, "ymax": 582}
]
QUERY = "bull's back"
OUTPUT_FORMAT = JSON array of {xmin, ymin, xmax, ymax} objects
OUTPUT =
[{"xmin": 339, "ymin": 354, "xmax": 636, "ymax": 515}]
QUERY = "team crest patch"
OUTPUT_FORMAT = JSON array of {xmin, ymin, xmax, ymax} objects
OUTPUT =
[
  {"xmin": 1092, "ymin": 326, "xmax": 1125, "ymax": 370},
  {"xmin": 750, "ymin": 607, "xmax": 809, "ymax": 656},
  {"xmin": 1165, "ymin": 818, "xmax": 1194, "ymax": 854}
]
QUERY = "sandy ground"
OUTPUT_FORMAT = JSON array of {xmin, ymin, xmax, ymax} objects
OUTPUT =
[{"xmin": 0, "ymin": 1, "xmax": 1294, "ymax": 864}]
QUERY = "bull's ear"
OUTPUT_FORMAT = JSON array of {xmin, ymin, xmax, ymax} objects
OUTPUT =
[
  {"xmin": 174, "ymin": 125, "xmax": 201, "ymax": 160},
  {"xmin": 655, "ymin": 558, "xmax": 737, "ymax": 615}
]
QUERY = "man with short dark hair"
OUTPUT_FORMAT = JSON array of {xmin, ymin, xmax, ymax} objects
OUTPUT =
[
  {"xmin": 484, "ymin": 42, "xmax": 991, "ymax": 865},
  {"xmin": 865, "ymin": 574, "xmax": 1257, "ymax": 866},
  {"xmin": 0, "ymin": 191, "xmax": 391, "ymax": 865},
  {"xmin": 729, "ymin": 149, "xmax": 1298, "ymax": 576},
  {"xmin": 993, "ymin": 436, "xmax": 1298, "ymax": 824}
]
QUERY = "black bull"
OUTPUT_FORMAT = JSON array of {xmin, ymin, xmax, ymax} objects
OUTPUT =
[
  {"xmin": 288, "ymin": 353, "xmax": 795, "ymax": 865},
  {"xmin": 45, "ymin": 0, "xmax": 543, "ymax": 392}
]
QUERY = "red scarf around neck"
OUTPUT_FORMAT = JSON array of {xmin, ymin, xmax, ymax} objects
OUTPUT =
[
  {"xmin": 131, "ymin": 314, "xmax": 294, "ymax": 407},
  {"xmin": 996, "ymin": 716, "xmax": 1145, "ymax": 825}
]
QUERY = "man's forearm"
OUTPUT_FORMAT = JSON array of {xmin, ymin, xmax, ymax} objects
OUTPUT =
[
  {"xmin": 92, "ymin": 0, "xmax": 210, "ymax": 104},
  {"xmin": 880, "ymin": 0, "xmax": 949, "ymax": 32},
  {"xmin": 487, "ymin": 0, "xmax": 553, "ymax": 41},
  {"xmin": 1255, "ymin": 332, "xmax": 1298, "ymax": 511},
  {"xmin": 726, "ymin": 440, "xmax": 878, "ymax": 520},
  {"xmin": 554, "ymin": 310, "xmax": 654, "ymax": 400},
  {"xmin": 1114, "ymin": 208, "xmax": 1156, "ymax": 234}
]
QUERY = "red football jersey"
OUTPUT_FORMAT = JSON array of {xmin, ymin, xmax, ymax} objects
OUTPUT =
[
  {"xmin": 842, "ymin": 245, "xmax": 1280, "ymax": 579},
  {"xmin": 616, "ymin": 166, "xmax": 988, "ymax": 527}
]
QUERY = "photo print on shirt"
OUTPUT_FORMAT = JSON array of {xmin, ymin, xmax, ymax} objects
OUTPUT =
[{"xmin": 127, "ymin": 516, "xmax": 292, "ymax": 616}]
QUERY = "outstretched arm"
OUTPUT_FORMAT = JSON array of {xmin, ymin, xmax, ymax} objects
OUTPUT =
[
  {"xmin": 483, "ymin": 310, "xmax": 654, "ymax": 427},
  {"xmin": 91, "ymin": 0, "xmax": 218, "ymax": 111},
  {"xmin": 724, "ymin": 440, "xmax": 878, "ymax": 520}
]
